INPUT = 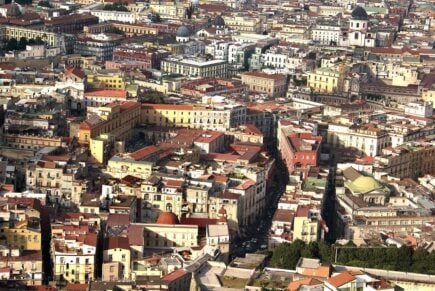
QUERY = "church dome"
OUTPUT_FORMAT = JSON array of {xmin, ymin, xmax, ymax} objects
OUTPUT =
[
  {"xmin": 176, "ymin": 26, "xmax": 191, "ymax": 38},
  {"xmin": 6, "ymin": 2, "xmax": 22, "ymax": 17},
  {"xmin": 351, "ymin": 176, "xmax": 380, "ymax": 193},
  {"xmin": 351, "ymin": 6, "xmax": 368, "ymax": 20},
  {"xmin": 156, "ymin": 212, "xmax": 179, "ymax": 225},
  {"xmin": 213, "ymin": 15, "xmax": 225, "ymax": 27}
]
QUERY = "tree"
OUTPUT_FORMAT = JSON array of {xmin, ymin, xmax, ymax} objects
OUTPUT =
[
  {"xmin": 102, "ymin": 3, "xmax": 128, "ymax": 11},
  {"xmin": 38, "ymin": 0, "xmax": 53, "ymax": 8},
  {"xmin": 301, "ymin": 241, "xmax": 319, "ymax": 259},
  {"xmin": 318, "ymin": 241, "xmax": 332, "ymax": 264},
  {"xmin": 35, "ymin": 36, "xmax": 44, "ymax": 45},
  {"xmin": 18, "ymin": 37, "xmax": 28, "ymax": 50},
  {"xmin": 395, "ymin": 245, "xmax": 412, "ymax": 271},
  {"xmin": 270, "ymin": 240, "xmax": 306, "ymax": 269},
  {"xmin": 5, "ymin": 38, "xmax": 18, "ymax": 51}
]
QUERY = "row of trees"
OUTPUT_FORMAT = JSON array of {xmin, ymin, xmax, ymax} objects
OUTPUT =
[
  {"xmin": 270, "ymin": 240, "xmax": 435, "ymax": 275},
  {"xmin": 3, "ymin": 37, "xmax": 45, "ymax": 51},
  {"xmin": 5, "ymin": 0, "xmax": 31, "ymax": 5},
  {"xmin": 38, "ymin": 0, "xmax": 54, "ymax": 8},
  {"xmin": 102, "ymin": 3, "xmax": 129, "ymax": 11}
]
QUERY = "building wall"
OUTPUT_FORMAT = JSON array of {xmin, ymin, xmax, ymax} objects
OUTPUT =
[
  {"xmin": 106, "ymin": 159, "xmax": 153, "ymax": 179},
  {"xmin": 308, "ymin": 67, "xmax": 341, "ymax": 93},
  {"xmin": 327, "ymin": 124, "xmax": 390, "ymax": 157},
  {"xmin": 0, "ymin": 226, "xmax": 41, "ymax": 250},
  {"xmin": 186, "ymin": 186, "xmax": 209, "ymax": 213},
  {"xmin": 0, "ymin": 255, "xmax": 43, "ymax": 285},
  {"xmin": 293, "ymin": 217, "xmax": 318, "ymax": 243},
  {"xmin": 241, "ymin": 73, "xmax": 287, "ymax": 97},
  {"xmin": 87, "ymin": 73, "xmax": 126, "ymax": 90},
  {"xmin": 53, "ymin": 253, "xmax": 95, "ymax": 283},
  {"xmin": 160, "ymin": 59, "xmax": 228, "ymax": 78},
  {"xmin": 3, "ymin": 134, "xmax": 63, "ymax": 150},
  {"xmin": 104, "ymin": 248, "xmax": 131, "ymax": 280},
  {"xmin": 78, "ymin": 102, "xmax": 141, "ymax": 144},
  {"xmin": 2, "ymin": 26, "xmax": 60, "ymax": 47},
  {"xmin": 142, "ymin": 224, "xmax": 198, "ymax": 248}
]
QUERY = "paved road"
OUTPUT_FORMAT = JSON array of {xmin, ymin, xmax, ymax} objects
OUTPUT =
[{"xmin": 231, "ymin": 158, "xmax": 287, "ymax": 258}]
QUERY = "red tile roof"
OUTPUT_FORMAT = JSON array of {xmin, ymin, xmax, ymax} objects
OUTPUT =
[
  {"xmin": 84, "ymin": 233, "xmax": 98, "ymax": 247},
  {"xmin": 219, "ymin": 192, "xmax": 241, "ymax": 200},
  {"xmin": 295, "ymin": 205, "xmax": 311, "ymax": 217},
  {"xmin": 327, "ymin": 272, "xmax": 356, "ymax": 288},
  {"xmin": 66, "ymin": 283, "xmax": 88, "ymax": 291},
  {"xmin": 180, "ymin": 217, "xmax": 217, "ymax": 227},
  {"xmin": 301, "ymin": 265, "xmax": 331, "ymax": 278},
  {"xmin": 288, "ymin": 278, "xmax": 322, "ymax": 291},
  {"xmin": 161, "ymin": 268, "xmax": 187, "ymax": 283},
  {"xmin": 107, "ymin": 213, "xmax": 130, "ymax": 227},
  {"xmin": 106, "ymin": 236, "xmax": 130, "ymax": 250},
  {"xmin": 142, "ymin": 103, "xmax": 193, "ymax": 111},
  {"xmin": 84, "ymin": 89, "xmax": 128, "ymax": 98},
  {"xmin": 202, "ymin": 153, "xmax": 239, "ymax": 162},
  {"xmin": 0, "ymin": 184, "xmax": 14, "ymax": 193},
  {"xmin": 241, "ymin": 124, "xmax": 263, "ymax": 136},
  {"xmin": 64, "ymin": 67, "xmax": 85, "ymax": 80},
  {"xmin": 242, "ymin": 71, "xmax": 287, "ymax": 80},
  {"xmin": 127, "ymin": 224, "xmax": 144, "ymax": 246},
  {"xmin": 165, "ymin": 179, "xmax": 184, "ymax": 188},
  {"xmin": 129, "ymin": 145, "xmax": 160, "ymax": 161}
]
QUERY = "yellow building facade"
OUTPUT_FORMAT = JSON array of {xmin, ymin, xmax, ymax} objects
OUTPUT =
[
  {"xmin": 307, "ymin": 67, "xmax": 342, "ymax": 93},
  {"xmin": 0, "ymin": 221, "xmax": 41, "ymax": 250},
  {"xmin": 79, "ymin": 102, "xmax": 141, "ymax": 145},
  {"xmin": 141, "ymin": 104, "xmax": 193, "ymax": 127},
  {"xmin": 107, "ymin": 157, "xmax": 153, "ymax": 179},
  {"xmin": 86, "ymin": 70, "xmax": 126, "ymax": 90}
]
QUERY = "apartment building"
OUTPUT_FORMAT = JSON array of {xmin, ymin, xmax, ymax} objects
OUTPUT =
[
  {"xmin": 149, "ymin": 1, "xmax": 190, "ymax": 19},
  {"xmin": 161, "ymin": 57, "xmax": 228, "ymax": 78},
  {"xmin": 307, "ymin": 66, "xmax": 344, "ymax": 94},
  {"xmin": 130, "ymin": 213, "xmax": 198, "ymax": 248},
  {"xmin": 0, "ymin": 248, "xmax": 43, "ymax": 286},
  {"xmin": 0, "ymin": 219, "xmax": 41, "ymax": 251},
  {"xmin": 374, "ymin": 140, "xmax": 435, "ymax": 179},
  {"xmin": 327, "ymin": 123, "xmax": 390, "ymax": 157},
  {"xmin": 78, "ymin": 101, "xmax": 141, "ymax": 145},
  {"xmin": 44, "ymin": 14, "xmax": 99, "ymax": 34},
  {"xmin": 103, "ymin": 237, "xmax": 131, "ymax": 280},
  {"xmin": 209, "ymin": 191, "xmax": 243, "ymax": 236},
  {"xmin": 292, "ymin": 205, "xmax": 320, "ymax": 243},
  {"xmin": 141, "ymin": 103, "xmax": 247, "ymax": 131},
  {"xmin": 143, "ymin": 179, "xmax": 184, "ymax": 221},
  {"xmin": 1, "ymin": 26, "xmax": 62, "ymax": 47},
  {"xmin": 241, "ymin": 71, "xmax": 287, "ymax": 97},
  {"xmin": 26, "ymin": 159, "xmax": 86, "ymax": 206},
  {"xmin": 51, "ymin": 224, "xmax": 98, "ymax": 284},
  {"xmin": 311, "ymin": 22, "xmax": 342, "ymax": 45},
  {"xmin": 79, "ymin": 7, "xmax": 136, "ymax": 23},
  {"xmin": 74, "ymin": 34, "xmax": 121, "ymax": 61},
  {"xmin": 86, "ymin": 70, "xmax": 126, "ymax": 90},
  {"xmin": 2, "ymin": 134, "xmax": 64, "ymax": 151},
  {"xmin": 278, "ymin": 131, "xmax": 322, "ymax": 175},
  {"xmin": 106, "ymin": 155, "xmax": 154, "ymax": 180},
  {"xmin": 186, "ymin": 184, "xmax": 212, "ymax": 214},
  {"xmin": 223, "ymin": 15, "xmax": 264, "ymax": 33}
]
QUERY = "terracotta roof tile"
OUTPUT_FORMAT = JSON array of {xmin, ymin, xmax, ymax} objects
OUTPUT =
[
  {"xmin": 84, "ymin": 89, "xmax": 128, "ymax": 99},
  {"xmin": 327, "ymin": 272, "xmax": 356, "ymax": 288}
]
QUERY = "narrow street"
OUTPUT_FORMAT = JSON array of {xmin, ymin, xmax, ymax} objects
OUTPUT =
[
  {"xmin": 321, "ymin": 166, "xmax": 337, "ymax": 244},
  {"xmin": 231, "ymin": 143, "xmax": 288, "ymax": 257}
]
